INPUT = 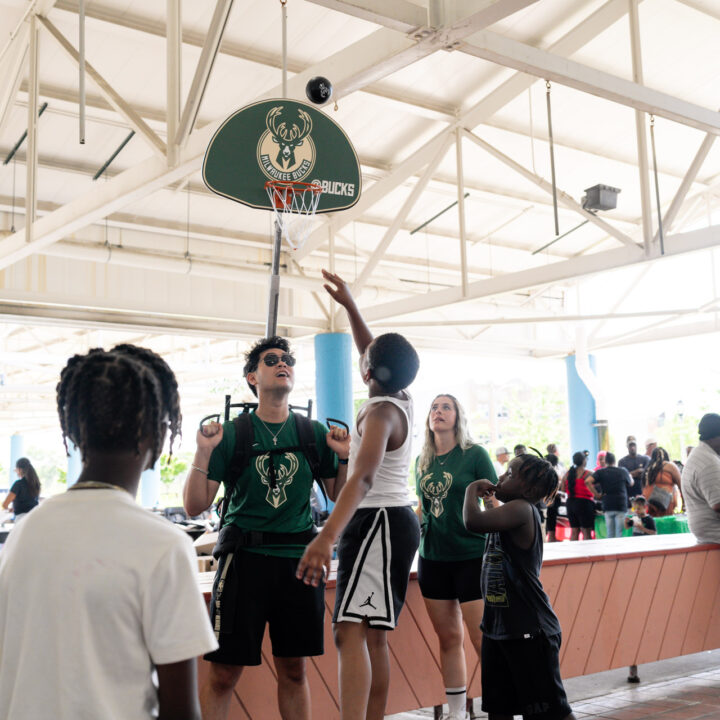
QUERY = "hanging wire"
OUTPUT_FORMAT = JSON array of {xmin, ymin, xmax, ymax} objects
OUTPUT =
[
  {"xmin": 185, "ymin": 185, "xmax": 192, "ymax": 273},
  {"xmin": 545, "ymin": 81, "xmax": 560, "ymax": 236},
  {"xmin": 352, "ymin": 221, "xmax": 358, "ymax": 281},
  {"xmin": 425, "ymin": 228, "xmax": 430, "ymax": 293},
  {"xmin": 103, "ymin": 175, "xmax": 111, "ymax": 262},
  {"xmin": 528, "ymin": 88, "xmax": 537, "ymax": 175},
  {"xmin": 10, "ymin": 156, "xmax": 16, "ymax": 232},
  {"xmin": 649, "ymin": 114, "xmax": 665, "ymax": 256}
]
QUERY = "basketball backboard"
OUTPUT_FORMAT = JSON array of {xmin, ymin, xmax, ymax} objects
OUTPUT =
[{"xmin": 203, "ymin": 99, "xmax": 361, "ymax": 213}]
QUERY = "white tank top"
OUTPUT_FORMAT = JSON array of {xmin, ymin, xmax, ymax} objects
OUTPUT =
[{"xmin": 349, "ymin": 391, "xmax": 413, "ymax": 508}]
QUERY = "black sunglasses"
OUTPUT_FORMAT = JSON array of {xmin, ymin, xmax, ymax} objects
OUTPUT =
[{"xmin": 262, "ymin": 353, "xmax": 296, "ymax": 368}]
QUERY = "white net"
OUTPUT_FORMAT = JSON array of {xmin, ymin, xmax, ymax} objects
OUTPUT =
[{"xmin": 265, "ymin": 181, "xmax": 322, "ymax": 251}]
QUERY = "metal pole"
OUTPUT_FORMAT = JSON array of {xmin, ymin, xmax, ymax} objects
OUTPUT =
[
  {"xmin": 26, "ymin": 14, "xmax": 39, "ymax": 243},
  {"xmin": 166, "ymin": 0, "xmax": 181, "ymax": 166},
  {"xmin": 281, "ymin": 0, "xmax": 288, "ymax": 99},
  {"xmin": 4, "ymin": 102, "xmax": 47, "ymax": 165},
  {"xmin": 79, "ymin": 0, "xmax": 86, "ymax": 144},
  {"xmin": 545, "ymin": 81, "xmax": 559, "ymax": 236},
  {"xmin": 649, "ymin": 115, "xmax": 665, "ymax": 255},
  {"xmin": 266, "ymin": 221, "xmax": 283, "ymax": 337},
  {"xmin": 455, "ymin": 127, "xmax": 469, "ymax": 297},
  {"xmin": 92, "ymin": 130, "xmax": 135, "ymax": 180}
]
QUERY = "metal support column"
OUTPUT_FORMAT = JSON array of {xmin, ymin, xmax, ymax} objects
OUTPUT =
[
  {"xmin": 25, "ymin": 14, "xmax": 39, "ymax": 244},
  {"xmin": 166, "ymin": 0, "xmax": 181, "ymax": 166},
  {"xmin": 455, "ymin": 128, "xmax": 469, "ymax": 297},
  {"xmin": 266, "ymin": 222, "xmax": 282, "ymax": 337}
]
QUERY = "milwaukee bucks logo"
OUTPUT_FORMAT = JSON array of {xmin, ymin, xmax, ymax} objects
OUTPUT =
[
  {"xmin": 419, "ymin": 471, "xmax": 453, "ymax": 518},
  {"xmin": 257, "ymin": 105, "xmax": 316, "ymax": 181},
  {"xmin": 256, "ymin": 453, "xmax": 300, "ymax": 508}
]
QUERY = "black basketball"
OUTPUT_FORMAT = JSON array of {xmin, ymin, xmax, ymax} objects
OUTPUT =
[{"xmin": 305, "ymin": 76, "xmax": 333, "ymax": 105}]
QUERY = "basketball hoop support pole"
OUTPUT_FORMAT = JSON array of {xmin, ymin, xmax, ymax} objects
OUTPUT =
[{"xmin": 266, "ymin": 219, "xmax": 282, "ymax": 336}]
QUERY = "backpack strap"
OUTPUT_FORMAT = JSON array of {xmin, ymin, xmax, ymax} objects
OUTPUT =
[
  {"xmin": 218, "ymin": 413, "xmax": 254, "ymax": 529},
  {"xmin": 293, "ymin": 413, "xmax": 328, "ymax": 504}
]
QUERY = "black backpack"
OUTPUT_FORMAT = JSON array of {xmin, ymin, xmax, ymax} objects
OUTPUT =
[{"xmin": 217, "ymin": 411, "xmax": 325, "ymax": 529}]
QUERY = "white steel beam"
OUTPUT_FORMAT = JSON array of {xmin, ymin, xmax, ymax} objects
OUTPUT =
[
  {"xmin": 629, "ymin": 0, "xmax": 653, "ymax": 251},
  {"xmin": 175, "ymin": 0, "xmax": 233, "ymax": 147},
  {"xmin": 460, "ymin": 29, "xmax": 720, "ymax": 135},
  {"xmin": 351, "ymin": 134, "xmax": 453, "ymax": 296},
  {"xmin": 166, "ymin": 0, "xmax": 181, "ymax": 166},
  {"xmin": 463, "ymin": 128, "xmax": 638, "ymax": 248},
  {"xmin": 305, "ymin": 0, "xmax": 426, "ymax": 33},
  {"xmin": 38, "ymin": 16, "xmax": 167, "ymax": 156},
  {"xmin": 456, "ymin": 128, "xmax": 469, "ymax": 296},
  {"xmin": 25, "ymin": 14, "xmax": 39, "ymax": 244},
  {"xmin": 0, "ymin": 23, "xmax": 29, "ymax": 141},
  {"xmin": 592, "ymin": 317, "xmax": 720, "ymax": 350},
  {"xmin": 352, "ymin": 224, "xmax": 720, "ymax": 324}
]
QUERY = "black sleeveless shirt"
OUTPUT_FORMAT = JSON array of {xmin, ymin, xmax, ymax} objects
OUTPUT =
[{"xmin": 480, "ymin": 503, "xmax": 561, "ymax": 640}]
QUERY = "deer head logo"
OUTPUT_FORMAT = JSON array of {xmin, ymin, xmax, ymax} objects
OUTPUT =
[
  {"xmin": 256, "ymin": 452, "xmax": 300, "ymax": 508},
  {"xmin": 265, "ymin": 106, "xmax": 313, "ymax": 170},
  {"xmin": 419, "ymin": 471, "xmax": 453, "ymax": 518}
]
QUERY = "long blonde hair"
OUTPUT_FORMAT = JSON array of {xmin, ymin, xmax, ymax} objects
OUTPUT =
[{"xmin": 417, "ymin": 393, "xmax": 474, "ymax": 473}]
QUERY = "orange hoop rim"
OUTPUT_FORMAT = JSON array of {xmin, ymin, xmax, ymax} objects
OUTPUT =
[{"xmin": 265, "ymin": 180, "xmax": 321, "ymax": 208}]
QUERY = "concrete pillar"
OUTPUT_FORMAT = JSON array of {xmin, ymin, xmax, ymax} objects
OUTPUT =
[
  {"xmin": 9, "ymin": 434, "xmax": 24, "ymax": 486},
  {"xmin": 67, "ymin": 442, "xmax": 82, "ymax": 486},
  {"xmin": 314, "ymin": 333, "xmax": 353, "ymax": 513},
  {"xmin": 140, "ymin": 461, "xmax": 161, "ymax": 509},
  {"xmin": 565, "ymin": 354, "xmax": 600, "ymax": 462}
]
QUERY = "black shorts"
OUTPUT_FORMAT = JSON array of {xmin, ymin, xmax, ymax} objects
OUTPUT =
[
  {"xmin": 333, "ymin": 506, "xmax": 420, "ymax": 629},
  {"xmin": 566, "ymin": 497, "xmax": 595, "ymax": 529},
  {"xmin": 205, "ymin": 549, "xmax": 324, "ymax": 666},
  {"xmin": 481, "ymin": 632, "xmax": 572, "ymax": 720},
  {"xmin": 417, "ymin": 555, "xmax": 483, "ymax": 603}
]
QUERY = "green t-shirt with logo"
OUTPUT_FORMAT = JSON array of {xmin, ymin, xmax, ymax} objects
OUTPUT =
[
  {"xmin": 415, "ymin": 444, "xmax": 498, "ymax": 562},
  {"xmin": 207, "ymin": 412, "xmax": 337, "ymax": 558}
]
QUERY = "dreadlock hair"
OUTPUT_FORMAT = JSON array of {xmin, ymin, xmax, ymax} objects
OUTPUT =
[
  {"xmin": 56, "ymin": 347, "xmax": 181, "ymax": 465},
  {"xmin": 417, "ymin": 393, "xmax": 474, "ymax": 474},
  {"xmin": 243, "ymin": 336, "xmax": 291, "ymax": 397},
  {"xmin": 566, "ymin": 451, "xmax": 587, "ymax": 499},
  {"xmin": 15, "ymin": 457, "xmax": 40, "ymax": 498},
  {"xmin": 112, "ymin": 343, "xmax": 182, "ymax": 448},
  {"xmin": 516, "ymin": 453, "xmax": 561, "ymax": 504},
  {"xmin": 367, "ymin": 333, "xmax": 419, "ymax": 394},
  {"xmin": 645, "ymin": 446, "xmax": 669, "ymax": 487}
]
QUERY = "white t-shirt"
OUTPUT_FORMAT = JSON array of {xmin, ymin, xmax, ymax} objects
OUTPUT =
[
  {"xmin": 350, "ymin": 391, "xmax": 414, "ymax": 508},
  {"xmin": 0, "ymin": 488, "xmax": 218, "ymax": 720},
  {"xmin": 682, "ymin": 442, "xmax": 720, "ymax": 544}
]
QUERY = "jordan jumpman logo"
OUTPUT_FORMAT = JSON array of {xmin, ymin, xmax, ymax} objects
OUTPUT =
[{"xmin": 359, "ymin": 592, "xmax": 376, "ymax": 609}]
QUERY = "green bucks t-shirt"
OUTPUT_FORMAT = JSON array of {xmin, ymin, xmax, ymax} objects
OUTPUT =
[
  {"xmin": 416, "ymin": 444, "xmax": 498, "ymax": 562},
  {"xmin": 207, "ymin": 412, "xmax": 337, "ymax": 558}
]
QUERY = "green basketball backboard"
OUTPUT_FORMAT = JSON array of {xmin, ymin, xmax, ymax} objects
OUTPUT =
[{"xmin": 203, "ymin": 99, "xmax": 361, "ymax": 213}]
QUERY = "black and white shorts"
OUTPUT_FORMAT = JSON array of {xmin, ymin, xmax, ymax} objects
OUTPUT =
[{"xmin": 333, "ymin": 506, "xmax": 420, "ymax": 629}]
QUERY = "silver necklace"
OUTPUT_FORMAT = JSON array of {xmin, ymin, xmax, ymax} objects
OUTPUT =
[
  {"xmin": 436, "ymin": 445, "xmax": 457, "ymax": 467},
  {"xmin": 257, "ymin": 414, "xmax": 291, "ymax": 446}
]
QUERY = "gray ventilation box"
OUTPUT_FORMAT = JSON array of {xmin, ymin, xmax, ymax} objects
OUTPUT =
[{"xmin": 582, "ymin": 184, "xmax": 620, "ymax": 211}]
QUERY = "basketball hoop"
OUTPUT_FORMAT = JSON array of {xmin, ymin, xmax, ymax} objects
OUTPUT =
[{"xmin": 265, "ymin": 180, "xmax": 322, "ymax": 251}]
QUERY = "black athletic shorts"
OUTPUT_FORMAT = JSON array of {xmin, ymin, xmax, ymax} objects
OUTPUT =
[
  {"xmin": 566, "ymin": 497, "xmax": 595, "ymax": 529},
  {"xmin": 417, "ymin": 555, "xmax": 483, "ymax": 603},
  {"xmin": 333, "ymin": 506, "xmax": 420, "ymax": 629},
  {"xmin": 205, "ymin": 549, "xmax": 324, "ymax": 666},
  {"xmin": 481, "ymin": 632, "xmax": 573, "ymax": 720}
]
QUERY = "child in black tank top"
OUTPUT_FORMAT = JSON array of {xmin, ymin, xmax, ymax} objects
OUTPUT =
[{"xmin": 463, "ymin": 453, "xmax": 577, "ymax": 720}]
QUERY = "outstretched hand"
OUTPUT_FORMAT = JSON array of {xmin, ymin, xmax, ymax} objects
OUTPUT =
[
  {"xmin": 322, "ymin": 269, "xmax": 355, "ymax": 308},
  {"xmin": 296, "ymin": 534, "xmax": 334, "ymax": 587}
]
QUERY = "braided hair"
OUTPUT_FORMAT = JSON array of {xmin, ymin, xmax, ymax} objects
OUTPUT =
[
  {"xmin": 56, "ymin": 346, "xmax": 181, "ymax": 464},
  {"xmin": 645, "ymin": 446, "xmax": 669, "ymax": 487},
  {"xmin": 517, "ymin": 454, "xmax": 561, "ymax": 503}
]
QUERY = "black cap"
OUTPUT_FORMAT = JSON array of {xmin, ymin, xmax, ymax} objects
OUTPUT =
[{"xmin": 698, "ymin": 413, "xmax": 720, "ymax": 441}]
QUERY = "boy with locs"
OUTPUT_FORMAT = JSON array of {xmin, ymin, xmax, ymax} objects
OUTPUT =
[
  {"xmin": 184, "ymin": 336, "xmax": 350, "ymax": 720},
  {"xmin": 297, "ymin": 270, "xmax": 421, "ymax": 720}
]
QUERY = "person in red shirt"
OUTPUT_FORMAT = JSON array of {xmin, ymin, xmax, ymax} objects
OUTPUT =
[{"xmin": 561, "ymin": 451, "xmax": 596, "ymax": 541}]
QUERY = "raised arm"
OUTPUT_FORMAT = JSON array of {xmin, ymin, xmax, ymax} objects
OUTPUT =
[
  {"xmin": 322, "ymin": 269, "xmax": 373, "ymax": 354},
  {"xmin": 296, "ymin": 403, "xmax": 396, "ymax": 586}
]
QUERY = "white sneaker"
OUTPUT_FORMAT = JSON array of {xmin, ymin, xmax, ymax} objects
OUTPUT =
[{"xmin": 444, "ymin": 712, "xmax": 470, "ymax": 720}]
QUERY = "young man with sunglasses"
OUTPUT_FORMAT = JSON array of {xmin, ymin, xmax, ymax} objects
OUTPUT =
[{"xmin": 184, "ymin": 336, "xmax": 350, "ymax": 720}]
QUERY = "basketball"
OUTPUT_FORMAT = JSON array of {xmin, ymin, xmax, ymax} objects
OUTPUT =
[{"xmin": 305, "ymin": 76, "xmax": 333, "ymax": 105}]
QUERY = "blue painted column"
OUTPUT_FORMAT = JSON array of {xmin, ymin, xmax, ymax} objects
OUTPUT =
[
  {"xmin": 314, "ymin": 333, "xmax": 353, "ymax": 513},
  {"xmin": 67, "ymin": 443, "xmax": 83, "ymax": 486},
  {"xmin": 565, "ymin": 354, "xmax": 600, "ymax": 461},
  {"xmin": 9, "ymin": 434, "xmax": 24, "ymax": 486},
  {"xmin": 140, "ymin": 461, "xmax": 161, "ymax": 508}
]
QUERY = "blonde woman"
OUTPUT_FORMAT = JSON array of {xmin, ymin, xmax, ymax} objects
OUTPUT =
[{"xmin": 415, "ymin": 394, "xmax": 497, "ymax": 720}]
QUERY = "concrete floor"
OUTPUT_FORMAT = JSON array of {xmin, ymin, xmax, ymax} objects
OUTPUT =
[{"xmin": 388, "ymin": 649, "xmax": 720, "ymax": 719}]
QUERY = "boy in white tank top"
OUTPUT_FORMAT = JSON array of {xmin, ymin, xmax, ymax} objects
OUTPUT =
[{"xmin": 297, "ymin": 270, "xmax": 421, "ymax": 720}]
